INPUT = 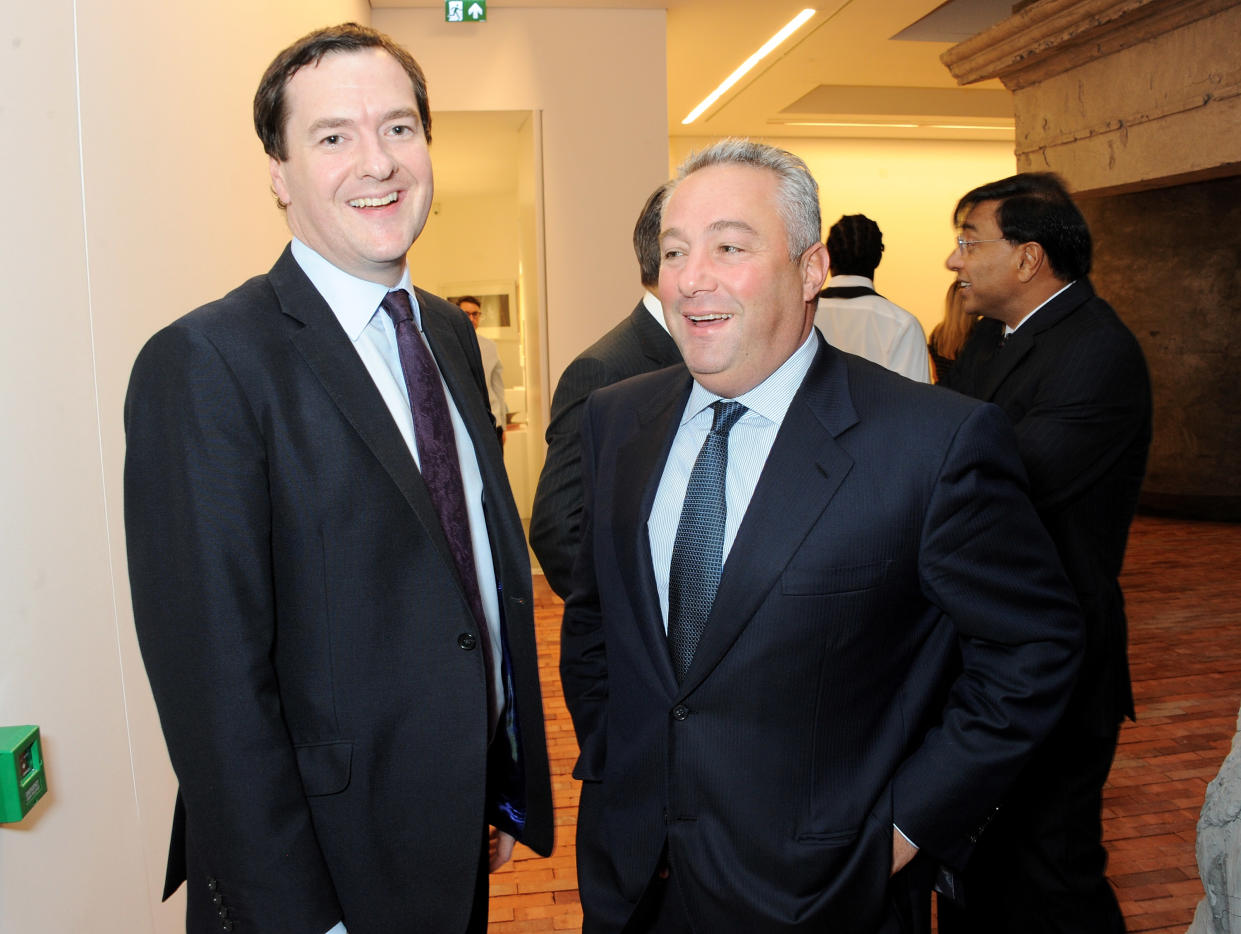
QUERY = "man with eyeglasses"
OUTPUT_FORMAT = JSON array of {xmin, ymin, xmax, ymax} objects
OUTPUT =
[{"xmin": 938, "ymin": 172, "xmax": 1152, "ymax": 934}]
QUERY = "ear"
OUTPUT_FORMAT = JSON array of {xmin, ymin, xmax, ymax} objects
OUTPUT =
[
  {"xmin": 269, "ymin": 156, "xmax": 290, "ymax": 208},
  {"xmin": 1014, "ymin": 241, "xmax": 1046, "ymax": 283},
  {"xmin": 800, "ymin": 241, "xmax": 830, "ymax": 301}
]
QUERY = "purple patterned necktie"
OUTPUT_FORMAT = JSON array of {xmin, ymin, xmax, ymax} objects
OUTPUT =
[
  {"xmin": 382, "ymin": 290, "xmax": 491, "ymax": 658},
  {"xmin": 667, "ymin": 399, "xmax": 747, "ymax": 682}
]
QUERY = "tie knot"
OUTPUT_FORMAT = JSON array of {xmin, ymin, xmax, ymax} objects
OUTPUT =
[
  {"xmin": 709, "ymin": 400, "xmax": 747, "ymax": 436},
  {"xmin": 381, "ymin": 289, "xmax": 414, "ymax": 326}
]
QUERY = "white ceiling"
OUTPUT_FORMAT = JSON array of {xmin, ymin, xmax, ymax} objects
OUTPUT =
[{"xmin": 380, "ymin": 0, "xmax": 1019, "ymax": 196}]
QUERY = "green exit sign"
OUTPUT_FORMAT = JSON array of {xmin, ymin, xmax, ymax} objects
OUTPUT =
[{"xmin": 445, "ymin": 0, "xmax": 486, "ymax": 22}]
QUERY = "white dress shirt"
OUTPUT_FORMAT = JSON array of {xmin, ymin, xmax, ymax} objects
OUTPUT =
[{"xmin": 814, "ymin": 274, "xmax": 930, "ymax": 383}]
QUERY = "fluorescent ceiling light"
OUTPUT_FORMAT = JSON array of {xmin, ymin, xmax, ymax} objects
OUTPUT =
[
  {"xmin": 682, "ymin": 9, "xmax": 816, "ymax": 126},
  {"xmin": 782, "ymin": 121, "xmax": 920, "ymax": 129},
  {"xmin": 776, "ymin": 121, "xmax": 1013, "ymax": 131},
  {"xmin": 929, "ymin": 124, "xmax": 1013, "ymax": 130}
]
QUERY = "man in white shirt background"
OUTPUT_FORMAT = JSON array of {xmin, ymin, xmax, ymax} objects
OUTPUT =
[{"xmin": 814, "ymin": 213, "xmax": 931, "ymax": 382}]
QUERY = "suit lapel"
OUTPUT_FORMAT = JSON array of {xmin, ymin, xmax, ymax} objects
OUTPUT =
[
  {"xmin": 270, "ymin": 250, "xmax": 459, "ymax": 575},
  {"xmin": 630, "ymin": 301, "xmax": 683, "ymax": 368},
  {"xmin": 612, "ymin": 371, "xmax": 692, "ymax": 689},
  {"xmin": 976, "ymin": 279, "xmax": 1094, "ymax": 401},
  {"xmin": 679, "ymin": 341, "xmax": 857, "ymax": 694}
]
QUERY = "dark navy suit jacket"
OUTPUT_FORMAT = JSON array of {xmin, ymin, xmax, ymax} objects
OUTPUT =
[
  {"xmin": 561, "ymin": 335, "xmax": 1083, "ymax": 933},
  {"xmin": 948, "ymin": 279, "xmax": 1151, "ymax": 733},
  {"xmin": 531, "ymin": 299, "xmax": 682, "ymax": 597},
  {"xmin": 125, "ymin": 247, "xmax": 553, "ymax": 934}
]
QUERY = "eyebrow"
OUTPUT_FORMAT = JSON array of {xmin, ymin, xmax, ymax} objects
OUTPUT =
[
  {"xmin": 306, "ymin": 108, "xmax": 421, "ymax": 135},
  {"xmin": 660, "ymin": 219, "xmax": 759, "ymax": 241}
]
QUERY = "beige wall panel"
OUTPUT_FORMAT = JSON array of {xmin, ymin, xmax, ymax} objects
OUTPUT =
[{"xmin": 2, "ymin": 2, "xmax": 369, "ymax": 933}]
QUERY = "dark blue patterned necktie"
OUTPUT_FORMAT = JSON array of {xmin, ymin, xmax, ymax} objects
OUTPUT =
[{"xmin": 667, "ymin": 400, "xmax": 747, "ymax": 682}]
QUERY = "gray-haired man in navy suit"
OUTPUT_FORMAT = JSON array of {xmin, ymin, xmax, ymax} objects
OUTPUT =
[{"xmin": 560, "ymin": 139, "xmax": 1084, "ymax": 934}]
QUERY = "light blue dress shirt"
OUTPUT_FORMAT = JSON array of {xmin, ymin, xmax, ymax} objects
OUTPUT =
[
  {"xmin": 292, "ymin": 240, "xmax": 508, "ymax": 934},
  {"xmin": 647, "ymin": 332, "xmax": 818, "ymax": 629},
  {"xmin": 290, "ymin": 240, "xmax": 504, "ymax": 723}
]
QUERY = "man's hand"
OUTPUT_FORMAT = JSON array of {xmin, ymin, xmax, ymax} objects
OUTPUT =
[
  {"xmin": 489, "ymin": 828, "xmax": 516, "ymax": 871},
  {"xmin": 891, "ymin": 831, "xmax": 918, "ymax": 877}
]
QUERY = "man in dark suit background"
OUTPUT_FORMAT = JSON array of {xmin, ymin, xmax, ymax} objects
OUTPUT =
[
  {"xmin": 123, "ymin": 24, "xmax": 551, "ymax": 934},
  {"xmin": 530, "ymin": 182, "xmax": 682, "ymax": 598},
  {"xmin": 938, "ymin": 173, "xmax": 1152, "ymax": 934},
  {"xmin": 560, "ymin": 139, "xmax": 1085, "ymax": 934}
]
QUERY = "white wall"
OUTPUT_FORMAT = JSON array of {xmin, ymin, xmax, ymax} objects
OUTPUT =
[
  {"xmin": 672, "ymin": 136, "xmax": 1018, "ymax": 337},
  {"xmin": 1, "ymin": 2, "xmax": 367, "ymax": 932},
  {"xmin": 374, "ymin": 8, "xmax": 671, "ymax": 406}
]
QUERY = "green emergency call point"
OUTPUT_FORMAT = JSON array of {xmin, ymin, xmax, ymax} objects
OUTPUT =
[{"xmin": 1, "ymin": 726, "xmax": 47, "ymax": 822}]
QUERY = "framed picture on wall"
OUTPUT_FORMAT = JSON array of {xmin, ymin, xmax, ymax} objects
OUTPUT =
[{"xmin": 443, "ymin": 280, "xmax": 519, "ymax": 340}]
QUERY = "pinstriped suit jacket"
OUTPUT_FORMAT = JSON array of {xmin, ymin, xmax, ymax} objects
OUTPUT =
[{"xmin": 948, "ymin": 278, "xmax": 1151, "ymax": 733}]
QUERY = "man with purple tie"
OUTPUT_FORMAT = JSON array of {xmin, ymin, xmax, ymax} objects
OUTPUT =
[{"xmin": 124, "ymin": 23, "xmax": 551, "ymax": 934}]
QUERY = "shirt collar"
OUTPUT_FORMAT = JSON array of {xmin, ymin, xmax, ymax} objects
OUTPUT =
[
  {"xmin": 290, "ymin": 238, "xmax": 417, "ymax": 340},
  {"xmin": 642, "ymin": 289, "xmax": 669, "ymax": 333},
  {"xmin": 683, "ymin": 329, "xmax": 818, "ymax": 429},
  {"xmin": 827, "ymin": 274, "xmax": 875, "ymax": 289},
  {"xmin": 1006, "ymin": 280, "xmax": 1074, "ymax": 336}
]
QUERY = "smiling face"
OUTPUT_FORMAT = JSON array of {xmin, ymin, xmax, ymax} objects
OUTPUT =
[
  {"xmin": 270, "ymin": 48, "xmax": 433, "ymax": 286},
  {"xmin": 945, "ymin": 199, "xmax": 1024, "ymax": 326},
  {"xmin": 658, "ymin": 163, "xmax": 828, "ymax": 398}
]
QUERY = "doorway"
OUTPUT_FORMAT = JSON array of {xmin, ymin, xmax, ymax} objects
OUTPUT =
[{"xmin": 408, "ymin": 110, "xmax": 548, "ymax": 520}]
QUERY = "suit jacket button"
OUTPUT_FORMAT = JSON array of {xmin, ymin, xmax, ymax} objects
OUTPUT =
[
  {"xmin": 206, "ymin": 878, "xmax": 218, "ymax": 892},
  {"xmin": 457, "ymin": 632, "xmax": 478, "ymax": 651},
  {"xmin": 221, "ymin": 922, "xmax": 234, "ymax": 932},
  {"xmin": 671, "ymin": 705, "xmax": 690, "ymax": 721}
]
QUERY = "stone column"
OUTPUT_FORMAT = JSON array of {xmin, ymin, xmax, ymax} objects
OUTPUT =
[{"xmin": 1189, "ymin": 704, "xmax": 1241, "ymax": 932}]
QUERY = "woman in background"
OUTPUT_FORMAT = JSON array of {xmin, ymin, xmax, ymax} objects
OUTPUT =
[{"xmin": 928, "ymin": 280, "xmax": 978, "ymax": 385}]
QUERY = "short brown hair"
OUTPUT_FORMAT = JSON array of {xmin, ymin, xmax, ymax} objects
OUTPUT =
[{"xmin": 254, "ymin": 23, "xmax": 431, "ymax": 161}]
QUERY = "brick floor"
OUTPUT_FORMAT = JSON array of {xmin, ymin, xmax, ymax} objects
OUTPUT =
[{"xmin": 489, "ymin": 515, "xmax": 1241, "ymax": 933}]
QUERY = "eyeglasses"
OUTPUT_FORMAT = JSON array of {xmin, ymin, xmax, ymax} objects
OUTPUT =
[{"xmin": 955, "ymin": 237, "xmax": 1010, "ymax": 253}]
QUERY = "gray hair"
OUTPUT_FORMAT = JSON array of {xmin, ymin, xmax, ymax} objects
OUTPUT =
[{"xmin": 670, "ymin": 138, "xmax": 821, "ymax": 261}]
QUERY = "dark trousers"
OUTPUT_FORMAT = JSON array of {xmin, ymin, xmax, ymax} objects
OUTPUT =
[
  {"xmin": 622, "ymin": 850, "xmax": 932, "ymax": 934},
  {"xmin": 938, "ymin": 719, "xmax": 1126, "ymax": 934},
  {"xmin": 622, "ymin": 852, "xmax": 695, "ymax": 934},
  {"xmin": 465, "ymin": 825, "xmax": 491, "ymax": 934}
]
